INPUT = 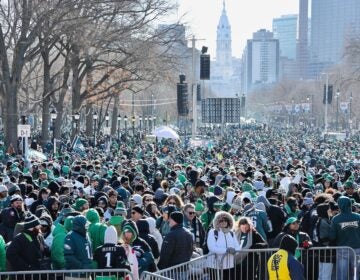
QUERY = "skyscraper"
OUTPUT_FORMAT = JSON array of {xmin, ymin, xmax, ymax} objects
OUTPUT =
[
  {"xmin": 273, "ymin": 15, "xmax": 297, "ymax": 60},
  {"xmin": 311, "ymin": 0, "xmax": 360, "ymax": 65},
  {"xmin": 242, "ymin": 29, "xmax": 279, "ymax": 93},
  {"xmin": 297, "ymin": 0, "xmax": 309, "ymax": 79}
]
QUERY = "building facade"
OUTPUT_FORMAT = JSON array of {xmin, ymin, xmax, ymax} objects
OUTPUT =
[
  {"xmin": 242, "ymin": 29, "xmax": 279, "ymax": 93},
  {"xmin": 310, "ymin": 0, "xmax": 360, "ymax": 66}
]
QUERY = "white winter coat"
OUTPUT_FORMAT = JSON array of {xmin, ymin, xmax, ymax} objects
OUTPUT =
[{"xmin": 206, "ymin": 211, "xmax": 240, "ymax": 269}]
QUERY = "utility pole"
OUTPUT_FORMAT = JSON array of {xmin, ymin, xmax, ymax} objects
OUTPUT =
[
  {"xmin": 190, "ymin": 36, "xmax": 205, "ymax": 139},
  {"xmin": 191, "ymin": 36, "xmax": 197, "ymax": 138}
]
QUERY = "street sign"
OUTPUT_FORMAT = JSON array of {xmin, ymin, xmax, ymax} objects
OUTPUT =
[
  {"xmin": 17, "ymin": 125, "xmax": 31, "ymax": 137},
  {"xmin": 103, "ymin": 127, "xmax": 111, "ymax": 135}
]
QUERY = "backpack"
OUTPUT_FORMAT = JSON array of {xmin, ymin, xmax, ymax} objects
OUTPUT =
[{"xmin": 202, "ymin": 228, "xmax": 234, "ymax": 255}]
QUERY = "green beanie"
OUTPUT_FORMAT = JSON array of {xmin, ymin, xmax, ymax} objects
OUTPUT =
[
  {"xmin": 40, "ymin": 180, "xmax": 49, "ymax": 189},
  {"xmin": 72, "ymin": 198, "xmax": 88, "ymax": 211},
  {"xmin": 242, "ymin": 182, "xmax": 253, "ymax": 192},
  {"xmin": 64, "ymin": 216, "xmax": 74, "ymax": 232},
  {"xmin": 195, "ymin": 199, "xmax": 204, "ymax": 212}
]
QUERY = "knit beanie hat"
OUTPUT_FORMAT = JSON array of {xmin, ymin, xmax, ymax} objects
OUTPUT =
[
  {"xmin": 121, "ymin": 221, "xmax": 138, "ymax": 243},
  {"xmin": 114, "ymin": 201, "xmax": 127, "ymax": 216},
  {"xmin": 105, "ymin": 226, "xmax": 118, "ymax": 245},
  {"xmin": 195, "ymin": 199, "xmax": 205, "ymax": 212},
  {"xmin": 72, "ymin": 198, "xmax": 88, "ymax": 211},
  {"xmin": 132, "ymin": 206, "xmax": 144, "ymax": 215},
  {"xmin": 23, "ymin": 212, "xmax": 41, "ymax": 230},
  {"xmin": 170, "ymin": 211, "xmax": 184, "ymax": 225},
  {"xmin": 214, "ymin": 185, "xmax": 223, "ymax": 196}
]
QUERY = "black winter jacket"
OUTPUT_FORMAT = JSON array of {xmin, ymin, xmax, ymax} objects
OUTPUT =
[{"xmin": 158, "ymin": 224, "xmax": 193, "ymax": 269}]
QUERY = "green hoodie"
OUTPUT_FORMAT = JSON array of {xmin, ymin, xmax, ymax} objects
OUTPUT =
[
  {"xmin": 86, "ymin": 209, "xmax": 107, "ymax": 252},
  {"xmin": 51, "ymin": 217, "xmax": 74, "ymax": 269},
  {"xmin": 0, "ymin": 235, "xmax": 5, "ymax": 272},
  {"xmin": 329, "ymin": 196, "xmax": 360, "ymax": 248}
]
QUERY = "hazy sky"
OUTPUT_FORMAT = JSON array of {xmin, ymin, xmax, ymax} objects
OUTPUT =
[{"xmin": 175, "ymin": 0, "xmax": 299, "ymax": 58}]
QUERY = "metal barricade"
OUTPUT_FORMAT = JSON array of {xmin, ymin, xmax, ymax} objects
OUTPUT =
[
  {"xmin": 0, "ymin": 269, "xmax": 134, "ymax": 280},
  {"xmin": 140, "ymin": 253, "xmax": 218, "ymax": 280},
  {"xmin": 218, "ymin": 246, "xmax": 357, "ymax": 280}
]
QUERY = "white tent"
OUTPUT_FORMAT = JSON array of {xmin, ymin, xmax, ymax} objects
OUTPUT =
[{"xmin": 152, "ymin": 126, "xmax": 179, "ymax": 140}]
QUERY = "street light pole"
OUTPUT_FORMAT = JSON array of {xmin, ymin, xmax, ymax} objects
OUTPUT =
[
  {"xmin": 74, "ymin": 112, "xmax": 80, "ymax": 135},
  {"xmin": 50, "ymin": 109, "xmax": 57, "ymax": 155},
  {"xmin": 117, "ymin": 115, "xmax": 121, "ymax": 141},
  {"xmin": 124, "ymin": 115, "xmax": 128, "ymax": 138},
  {"xmin": 349, "ymin": 92, "xmax": 353, "ymax": 135},
  {"xmin": 132, "ymin": 115, "xmax": 135, "ymax": 137},
  {"xmin": 336, "ymin": 89, "xmax": 340, "ymax": 131},
  {"xmin": 93, "ymin": 111, "xmax": 98, "ymax": 147}
]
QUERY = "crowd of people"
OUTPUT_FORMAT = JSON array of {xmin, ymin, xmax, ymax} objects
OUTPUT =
[{"xmin": 0, "ymin": 125, "xmax": 359, "ymax": 279}]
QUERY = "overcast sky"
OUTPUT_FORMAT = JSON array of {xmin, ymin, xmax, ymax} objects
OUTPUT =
[{"xmin": 174, "ymin": 0, "xmax": 299, "ymax": 58}]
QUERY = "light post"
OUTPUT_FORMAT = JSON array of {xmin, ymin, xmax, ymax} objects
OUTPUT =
[
  {"xmin": 149, "ymin": 116, "xmax": 152, "ymax": 132},
  {"xmin": 50, "ymin": 109, "xmax": 57, "ymax": 155},
  {"xmin": 117, "ymin": 114, "xmax": 121, "ymax": 140},
  {"xmin": 144, "ymin": 116, "xmax": 148, "ymax": 134},
  {"xmin": 336, "ymin": 89, "xmax": 340, "ymax": 131},
  {"xmin": 132, "ymin": 115, "xmax": 135, "ymax": 136},
  {"xmin": 349, "ymin": 92, "xmax": 353, "ymax": 135},
  {"xmin": 139, "ymin": 116, "xmax": 142, "ymax": 131},
  {"xmin": 93, "ymin": 111, "xmax": 98, "ymax": 146},
  {"xmin": 153, "ymin": 116, "xmax": 157, "ymax": 128},
  {"xmin": 105, "ymin": 112, "xmax": 110, "ymax": 128},
  {"xmin": 124, "ymin": 115, "xmax": 127, "ymax": 136},
  {"xmin": 74, "ymin": 112, "xmax": 80, "ymax": 135}
]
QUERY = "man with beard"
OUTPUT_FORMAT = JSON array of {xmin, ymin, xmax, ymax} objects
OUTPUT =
[
  {"xmin": 0, "ymin": 194, "xmax": 25, "ymax": 242},
  {"xmin": 7, "ymin": 212, "xmax": 50, "ymax": 271}
]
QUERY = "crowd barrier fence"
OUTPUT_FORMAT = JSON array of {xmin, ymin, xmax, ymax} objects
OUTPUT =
[
  {"xmin": 0, "ymin": 269, "xmax": 134, "ymax": 280},
  {"xmin": 1, "ymin": 247, "xmax": 358, "ymax": 280},
  {"xmin": 142, "ymin": 246, "xmax": 358, "ymax": 280}
]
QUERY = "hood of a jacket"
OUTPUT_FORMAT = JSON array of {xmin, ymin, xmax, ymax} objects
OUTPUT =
[
  {"xmin": 104, "ymin": 225, "xmax": 118, "ymax": 245},
  {"xmin": 86, "ymin": 208, "xmax": 100, "ymax": 223},
  {"xmin": 280, "ymin": 234, "xmax": 298, "ymax": 256},
  {"xmin": 213, "ymin": 210, "xmax": 234, "ymax": 231},
  {"xmin": 338, "ymin": 196, "xmax": 352, "ymax": 214},
  {"xmin": 64, "ymin": 216, "xmax": 74, "ymax": 232},
  {"xmin": 256, "ymin": 195, "xmax": 271, "ymax": 208},
  {"xmin": 136, "ymin": 219, "xmax": 150, "ymax": 234},
  {"xmin": 121, "ymin": 220, "xmax": 138, "ymax": 244},
  {"xmin": 52, "ymin": 222, "xmax": 66, "ymax": 237},
  {"xmin": 145, "ymin": 217, "xmax": 156, "ymax": 234},
  {"xmin": 72, "ymin": 215, "xmax": 87, "ymax": 236}
]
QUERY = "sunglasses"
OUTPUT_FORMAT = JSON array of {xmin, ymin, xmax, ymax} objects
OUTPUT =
[
  {"xmin": 131, "ymin": 212, "xmax": 136, "ymax": 215},
  {"xmin": 187, "ymin": 212, "xmax": 195, "ymax": 215},
  {"xmin": 219, "ymin": 219, "xmax": 227, "ymax": 223},
  {"xmin": 145, "ymin": 199, "xmax": 153, "ymax": 202}
]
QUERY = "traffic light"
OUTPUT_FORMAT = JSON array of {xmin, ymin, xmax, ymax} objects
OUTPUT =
[
  {"xmin": 200, "ymin": 54, "xmax": 210, "ymax": 80},
  {"xmin": 323, "ymin": 85, "xmax": 333, "ymax": 104},
  {"xmin": 197, "ymin": 84, "xmax": 201, "ymax": 101},
  {"xmin": 177, "ymin": 83, "xmax": 189, "ymax": 116}
]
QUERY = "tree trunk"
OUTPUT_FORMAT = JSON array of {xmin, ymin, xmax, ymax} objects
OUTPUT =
[
  {"xmin": 4, "ymin": 83, "xmax": 18, "ymax": 152},
  {"xmin": 41, "ymin": 51, "xmax": 51, "ymax": 147},
  {"xmin": 111, "ymin": 94, "xmax": 119, "ymax": 135}
]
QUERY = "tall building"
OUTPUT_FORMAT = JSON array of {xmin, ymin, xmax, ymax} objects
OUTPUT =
[
  {"xmin": 297, "ymin": 0, "xmax": 309, "ymax": 79},
  {"xmin": 242, "ymin": 29, "xmax": 279, "ymax": 93},
  {"xmin": 310, "ymin": 0, "xmax": 360, "ymax": 67},
  {"xmin": 209, "ymin": 1, "xmax": 238, "ymax": 98},
  {"xmin": 273, "ymin": 15, "xmax": 297, "ymax": 60},
  {"xmin": 213, "ymin": 0, "xmax": 233, "ymax": 80}
]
